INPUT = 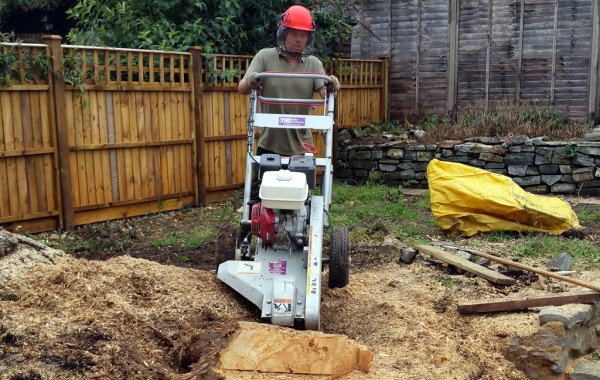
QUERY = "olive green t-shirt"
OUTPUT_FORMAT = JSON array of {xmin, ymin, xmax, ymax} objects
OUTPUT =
[{"xmin": 245, "ymin": 47, "xmax": 326, "ymax": 156}]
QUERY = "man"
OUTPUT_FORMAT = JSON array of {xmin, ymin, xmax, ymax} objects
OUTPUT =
[{"xmin": 238, "ymin": 4, "xmax": 340, "ymax": 156}]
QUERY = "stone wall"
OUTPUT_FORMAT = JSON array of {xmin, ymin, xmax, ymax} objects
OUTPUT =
[
  {"xmin": 335, "ymin": 129, "xmax": 600, "ymax": 196},
  {"xmin": 506, "ymin": 302, "xmax": 600, "ymax": 380}
]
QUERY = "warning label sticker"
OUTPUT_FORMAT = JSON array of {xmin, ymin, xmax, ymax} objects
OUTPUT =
[{"xmin": 269, "ymin": 260, "xmax": 287, "ymax": 275}]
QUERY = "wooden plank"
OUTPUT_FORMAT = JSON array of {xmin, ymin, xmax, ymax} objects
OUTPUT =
[
  {"xmin": 18, "ymin": 92, "xmax": 39, "ymax": 213},
  {"xmin": 0, "ymin": 96, "xmax": 9, "ymax": 217},
  {"xmin": 87, "ymin": 90, "xmax": 100, "ymax": 205},
  {"xmin": 73, "ymin": 92, "xmax": 90, "ymax": 207},
  {"xmin": 136, "ymin": 92, "xmax": 149, "ymax": 198},
  {"xmin": 11, "ymin": 92, "xmax": 30, "ymax": 215},
  {"xmin": 128, "ymin": 92, "xmax": 142, "ymax": 199},
  {"xmin": 28, "ymin": 92, "xmax": 44, "ymax": 212},
  {"xmin": 414, "ymin": 244, "xmax": 517, "ymax": 285},
  {"xmin": 142, "ymin": 91, "xmax": 154, "ymax": 197},
  {"xmin": 165, "ymin": 91, "xmax": 176, "ymax": 193},
  {"xmin": 149, "ymin": 91, "xmax": 162, "ymax": 196},
  {"xmin": 458, "ymin": 291, "xmax": 600, "ymax": 314},
  {"xmin": 106, "ymin": 92, "xmax": 120, "ymax": 202},
  {"xmin": 0, "ymin": 215, "xmax": 59, "ymax": 234},
  {"xmin": 188, "ymin": 46, "xmax": 205, "ymax": 206},
  {"xmin": 96, "ymin": 89, "xmax": 112, "ymax": 203},
  {"xmin": 73, "ymin": 196, "xmax": 193, "ymax": 226},
  {"xmin": 157, "ymin": 92, "xmax": 168, "ymax": 196},
  {"xmin": 120, "ymin": 92, "xmax": 134, "ymax": 200}
]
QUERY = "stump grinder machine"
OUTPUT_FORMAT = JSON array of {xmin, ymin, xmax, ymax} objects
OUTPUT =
[{"xmin": 216, "ymin": 72, "xmax": 350, "ymax": 331}]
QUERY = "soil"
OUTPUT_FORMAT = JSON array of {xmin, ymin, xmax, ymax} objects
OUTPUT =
[{"xmin": 1, "ymin": 196, "xmax": 600, "ymax": 380}]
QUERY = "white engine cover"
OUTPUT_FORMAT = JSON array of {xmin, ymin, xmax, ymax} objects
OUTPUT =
[{"xmin": 260, "ymin": 170, "xmax": 308, "ymax": 210}]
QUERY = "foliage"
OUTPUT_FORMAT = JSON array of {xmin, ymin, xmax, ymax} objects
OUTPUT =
[
  {"xmin": 0, "ymin": 39, "xmax": 50, "ymax": 86},
  {"xmin": 65, "ymin": 0, "xmax": 355, "ymax": 57},
  {"xmin": 398, "ymin": 100, "xmax": 589, "ymax": 143},
  {"xmin": 0, "ymin": 0, "xmax": 66, "ymax": 20}
]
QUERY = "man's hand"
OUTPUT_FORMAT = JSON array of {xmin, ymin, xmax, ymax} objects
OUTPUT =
[
  {"xmin": 326, "ymin": 75, "xmax": 340, "ymax": 92},
  {"xmin": 246, "ymin": 72, "xmax": 261, "ymax": 89}
]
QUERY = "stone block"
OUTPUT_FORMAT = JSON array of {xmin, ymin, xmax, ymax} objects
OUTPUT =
[
  {"xmin": 552, "ymin": 154, "xmax": 572, "ymax": 165},
  {"xmin": 572, "ymin": 167, "xmax": 594, "ymax": 182},
  {"xmin": 513, "ymin": 176, "xmax": 541, "ymax": 187},
  {"xmin": 577, "ymin": 146, "xmax": 600, "ymax": 156},
  {"xmin": 379, "ymin": 164, "xmax": 397, "ymax": 172},
  {"xmin": 542, "ymin": 175, "xmax": 562, "ymax": 186},
  {"xmin": 508, "ymin": 165, "xmax": 528, "ymax": 176},
  {"xmin": 539, "ymin": 304, "xmax": 592, "ymax": 329},
  {"xmin": 539, "ymin": 164, "xmax": 559, "ymax": 174},
  {"xmin": 350, "ymin": 150, "xmax": 371, "ymax": 160},
  {"xmin": 479, "ymin": 152, "xmax": 504, "ymax": 162},
  {"xmin": 337, "ymin": 129, "xmax": 352, "ymax": 144},
  {"xmin": 559, "ymin": 165, "xmax": 572, "ymax": 174},
  {"xmin": 416, "ymin": 151, "xmax": 433, "ymax": 161},
  {"xmin": 571, "ymin": 154, "xmax": 595, "ymax": 166},
  {"xmin": 570, "ymin": 360, "xmax": 600, "ymax": 380},
  {"xmin": 398, "ymin": 162, "xmax": 415, "ymax": 170},
  {"xmin": 386, "ymin": 149, "xmax": 405, "ymax": 159},
  {"xmin": 551, "ymin": 183, "xmax": 577, "ymax": 193},
  {"xmin": 526, "ymin": 185, "xmax": 549, "ymax": 194},
  {"xmin": 505, "ymin": 152, "xmax": 535, "ymax": 165},
  {"xmin": 468, "ymin": 159, "xmax": 485, "ymax": 167},
  {"xmin": 527, "ymin": 166, "xmax": 541, "ymax": 175},
  {"xmin": 371, "ymin": 150, "xmax": 383, "ymax": 159},
  {"xmin": 348, "ymin": 160, "xmax": 377, "ymax": 170},
  {"xmin": 485, "ymin": 162, "xmax": 505, "ymax": 169}
]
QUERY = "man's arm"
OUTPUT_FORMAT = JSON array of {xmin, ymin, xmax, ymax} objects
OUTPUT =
[{"xmin": 238, "ymin": 75, "xmax": 252, "ymax": 95}]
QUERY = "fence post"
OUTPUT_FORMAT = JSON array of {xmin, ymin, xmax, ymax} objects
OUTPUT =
[
  {"xmin": 188, "ymin": 46, "xmax": 206, "ymax": 206},
  {"xmin": 447, "ymin": 0, "xmax": 459, "ymax": 119},
  {"xmin": 380, "ymin": 55, "xmax": 390, "ymax": 122},
  {"xmin": 43, "ymin": 35, "xmax": 74, "ymax": 230},
  {"xmin": 589, "ymin": 0, "xmax": 599, "ymax": 125}
]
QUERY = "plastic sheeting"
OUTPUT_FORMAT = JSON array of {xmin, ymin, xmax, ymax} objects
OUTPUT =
[{"xmin": 427, "ymin": 159, "xmax": 580, "ymax": 236}]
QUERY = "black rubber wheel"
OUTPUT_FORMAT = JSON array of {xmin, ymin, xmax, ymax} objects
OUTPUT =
[{"xmin": 328, "ymin": 226, "xmax": 350, "ymax": 288}]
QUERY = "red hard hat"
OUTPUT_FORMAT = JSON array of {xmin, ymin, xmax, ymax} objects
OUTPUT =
[{"xmin": 279, "ymin": 5, "xmax": 315, "ymax": 32}]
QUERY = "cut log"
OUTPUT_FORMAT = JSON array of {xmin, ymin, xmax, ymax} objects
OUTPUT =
[
  {"xmin": 414, "ymin": 244, "xmax": 516, "ymax": 285},
  {"xmin": 458, "ymin": 291, "xmax": 600, "ymax": 314},
  {"xmin": 217, "ymin": 322, "xmax": 372, "ymax": 376}
]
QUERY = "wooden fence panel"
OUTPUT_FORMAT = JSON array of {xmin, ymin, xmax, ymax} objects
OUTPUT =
[
  {"xmin": 59, "ymin": 46, "xmax": 196, "ymax": 225},
  {"xmin": 0, "ymin": 43, "xmax": 60, "ymax": 232},
  {"xmin": 352, "ymin": 0, "xmax": 599, "ymax": 123},
  {"xmin": 1, "ymin": 42, "xmax": 388, "ymax": 230}
]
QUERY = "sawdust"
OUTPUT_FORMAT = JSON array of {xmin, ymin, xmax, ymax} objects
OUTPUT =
[{"xmin": 5, "ymin": 232, "xmax": 594, "ymax": 380}]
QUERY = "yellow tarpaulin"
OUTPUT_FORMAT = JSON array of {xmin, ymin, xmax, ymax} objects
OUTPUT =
[{"xmin": 427, "ymin": 159, "xmax": 580, "ymax": 236}]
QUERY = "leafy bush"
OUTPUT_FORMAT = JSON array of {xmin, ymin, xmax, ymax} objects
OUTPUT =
[{"xmin": 65, "ymin": 0, "xmax": 355, "ymax": 57}]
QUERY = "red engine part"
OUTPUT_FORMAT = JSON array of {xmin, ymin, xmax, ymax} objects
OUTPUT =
[{"xmin": 251, "ymin": 203, "xmax": 276, "ymax": 244}]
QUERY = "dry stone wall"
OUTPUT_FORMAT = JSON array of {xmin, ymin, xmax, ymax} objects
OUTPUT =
[{"xmin": 335, "ymin": 130, "xmax": 600, "ymax": 196}]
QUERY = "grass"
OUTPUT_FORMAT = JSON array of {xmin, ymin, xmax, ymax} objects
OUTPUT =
[
  {"xmin": 329, "ymin": 182, "xmax": 426, "ymax": 243},
  {"xmin": 329, "ymin": 182, "xmax": 600, "ymax": 270},
  {"xmin": 514, "ymin": 234, "xmax": 600, "ymax": 269},
  {"xmin": 577, "ymin": 206, "xmax": 600, "ymax": 223}
]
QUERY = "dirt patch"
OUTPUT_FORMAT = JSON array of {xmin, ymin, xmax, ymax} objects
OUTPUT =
[{"xmin": 1, "ymin": 199, "xmax": 600, "ymax": 379}]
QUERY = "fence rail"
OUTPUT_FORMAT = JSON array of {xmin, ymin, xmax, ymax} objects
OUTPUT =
[{"xmin": 0, "ymin": 37, "xmax": 389, "ymax": 232}]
